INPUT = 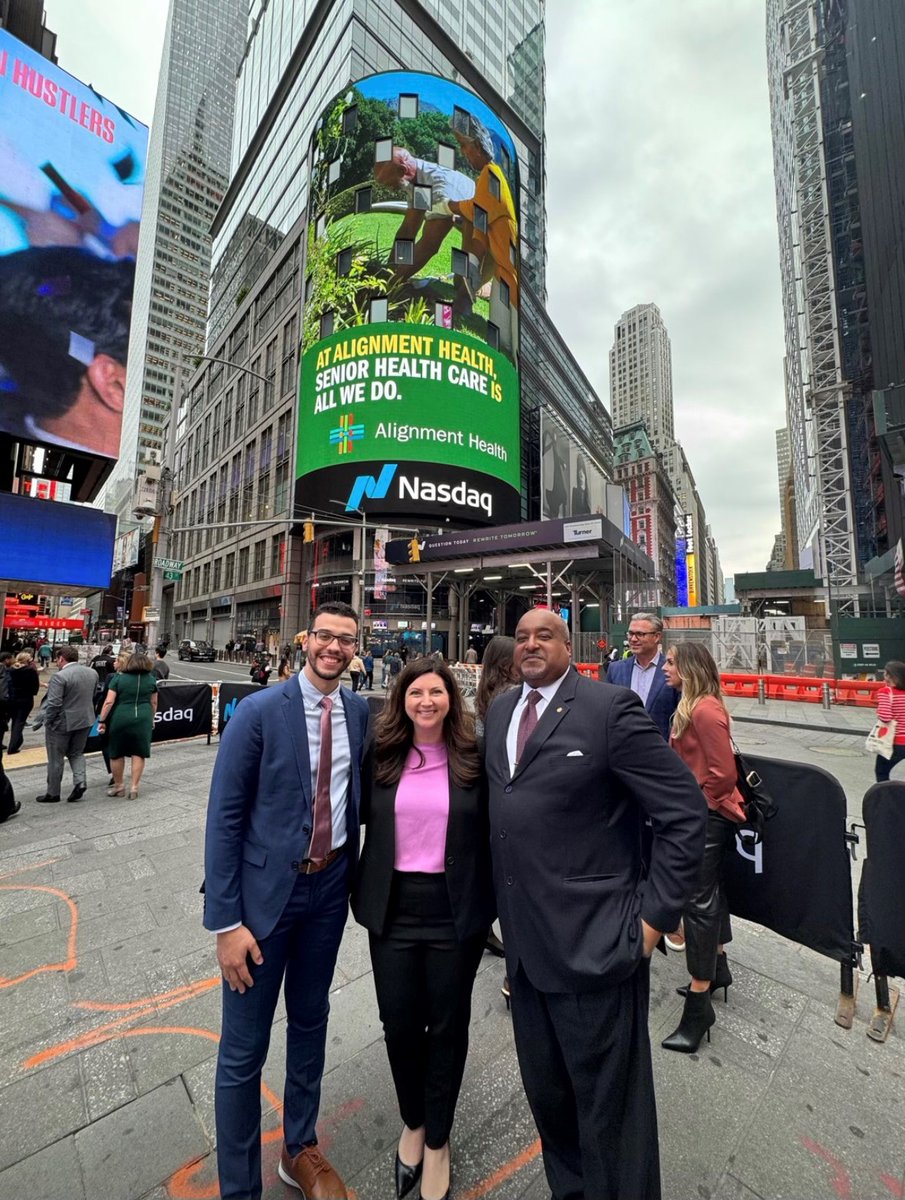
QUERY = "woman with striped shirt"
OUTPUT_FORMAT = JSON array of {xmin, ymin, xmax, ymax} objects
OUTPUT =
[{"xmin": 874, "ymin": 660, "xmax": 905, "ymax": 782}]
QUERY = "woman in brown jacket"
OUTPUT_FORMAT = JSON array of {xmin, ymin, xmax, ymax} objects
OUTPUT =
[{"xmin": 661, "ymin": 641, "xmax": 746, "ymax": 1053}]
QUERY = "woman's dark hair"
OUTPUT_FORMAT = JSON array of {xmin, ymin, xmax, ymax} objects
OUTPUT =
[
  {"xmin": 373, "ymin": 659, "xmax": 479, "ymax": 788},
  {"xmin": 474, "ymin": 635, "xmax": 517, "ymax": 722},
  {"xmin": 123, "ymin": 649, "xmax": 153, "ymax": 674},
  {"xmin": 884, "ymin": 660, "xmax": 905, "ymax": 690}
]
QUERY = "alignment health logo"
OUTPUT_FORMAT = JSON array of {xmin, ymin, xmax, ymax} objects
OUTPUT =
[{"xmin": 330, "ymin": 413, "xmax": 365, "ymax": 455}]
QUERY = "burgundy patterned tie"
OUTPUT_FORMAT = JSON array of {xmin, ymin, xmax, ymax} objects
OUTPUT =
[
  {"xmin": 308, "ymin": 696, "xmax": 333, "ymax": 861},
  {"xmin": 515, "ymin": 690, "xmax": 542, "ymax": 767}
]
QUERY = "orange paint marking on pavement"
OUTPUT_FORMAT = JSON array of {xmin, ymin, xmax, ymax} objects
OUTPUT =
[
  {"xmin": 0, "ymin": 855, "xmax": 63, "ymax": 880},
  {"xmin": 75, "ymin": 975, "xmax": 219, "ymax": 1012},
  {"xmin": 0, "ymin": 884, "xmax": 78, "ymax": 988},
  {"xmin": 459, "ymin": 1138, "xmax": 542, "ymax": 1200}
]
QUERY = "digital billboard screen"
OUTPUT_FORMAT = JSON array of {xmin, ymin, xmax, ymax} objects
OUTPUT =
[
  {"xmin": 0, "ymin": 30, "xmax": 148, "ymax": 464},
  {"xmin": 0, "ymin": 491, "xmax": 115, "ymax": 589},
  {"xmin": 539, "ymin": 411, "xmax": 608, "ymax": 520},
  {"xmin": 296, "ymin": 71, "xmax": 521, "ymax": 526}
]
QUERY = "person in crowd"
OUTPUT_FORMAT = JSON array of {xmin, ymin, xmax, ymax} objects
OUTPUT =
[
  {"xmin": 0, "ymin": 653, "xmax": 18, "ymax": 820},
  {"xmin": 0, "ymin": 649, "xmax": 12, "ymax": 753},
  {"xmin": 89, "ymin": 644, "xmax": 116, "ymax": 706},
  {"xmin": 38, "ymin": 640, "xmax": 53, "ymax": 668},
  {"xmin": 151, "ymin": 646, "xmax": 170, "ymax": 681},
  {"xmin": 277, "ymin": 656, "xmax": 293, "ymax": 682},
  {"xmin": 95, "ymin": 650, "xmax": 129, "ymax": 785},
  {"xmin": 873, "ymin": 660, "xmax": 905, "ymax": 782},
  {"xmin": 33, "ymin": 646, "xmax": 97, "ymax": 803},
  {"xmin": 204, "ymin": 602, "xmax": 369, "ymax": 1200},
  {"xmin": 225, "ymin": 638, "xmax": 235, "ymax": 659},
  {"xmin": 249, "ymin": 657, "xmax": 271, "ymax": 686},
  {"xmin": 362, "ymin": 650, "xmax": 374, "ymax": 691},
  {"xmin": 464, "ymin": 644, "xmax": 479, "ymax": 665},
  {"xmin": 483, "ymin": 608, "xmax": 705, "ymax": 1200},
  {"xmin": 660, "ymin": 642, "xmax": 746, "ymax": 1054},
  {"xmin": 604, "ymin": 613, "xmax": 678, "ymax": 740},
  {"xmin": 473, "ymin": 635, "xmax": 519, "ymax": 974},
  {"xmin": 349, "ymin": 651, "xmax": 365, "ymax": 693},
  {"xmin": 353, "ymin": 659, "xmax": 492, "ymax": 1200},
  {"xmin": 6, "ymin": 651, "xmax": 40, "ymax": 755},
  {"xmin": 0, "ymin": 246, "xmax": 135, "ymax": 459},
  {"xmin": 97, "ymin": 648, "xmax": 158, "ymax": 800}
]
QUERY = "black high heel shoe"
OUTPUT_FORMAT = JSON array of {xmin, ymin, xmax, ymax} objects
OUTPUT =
[
  {"xmin": 676, "ymin": 952, "xmax": 733, "ymax": 1003},
  {"xmin": 661, "ymin": 988, "xmax": 716, "ymax": 1053},
  {"xmin": 395, "ymin": 1150, "xmax": 423, "ymax": 1199}
]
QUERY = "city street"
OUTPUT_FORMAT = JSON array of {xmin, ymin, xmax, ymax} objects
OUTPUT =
[{"xmin": 1, "ymin": 690, "xmax": 901, "ymax": 1200}]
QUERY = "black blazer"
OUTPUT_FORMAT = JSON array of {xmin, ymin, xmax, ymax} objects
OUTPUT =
[
  {"xmin": 484, "ymin": 668, "xmax": 706, "ymax": 993},
  {"xmin": 351, "ymin": 749, "xmax": 495, "ymax": 942}
]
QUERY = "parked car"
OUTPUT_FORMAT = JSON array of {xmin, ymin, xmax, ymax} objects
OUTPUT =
[{"xmin": 178, "ymin": 639, "xmax": 215, "ymax": 662}]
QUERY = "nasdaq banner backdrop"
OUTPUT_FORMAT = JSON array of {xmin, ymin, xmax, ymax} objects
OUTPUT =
[
  {"xmin": 296, "ymin": 71, "xmax": 521, "ymax": 525},
  {"xmin": 0, "ymin": 28, "xmax": 148, "ymax": 464}
]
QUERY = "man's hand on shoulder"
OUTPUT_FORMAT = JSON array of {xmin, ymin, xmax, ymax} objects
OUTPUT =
[{"xmin": 217, "ymin": 924, "xmax": 263, "ymax": 993}]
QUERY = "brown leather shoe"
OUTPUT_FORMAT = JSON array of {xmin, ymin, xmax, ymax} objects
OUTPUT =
[{"xmin": 278, "ymin": 1144, "xmax": 348, "ymax": 1198}]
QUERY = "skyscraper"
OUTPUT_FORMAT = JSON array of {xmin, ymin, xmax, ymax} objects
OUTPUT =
[
  {"xmin": 609, "ymin": 302, "xmax": 675, "ymax": 448},
  {"xmin": 102, "ymin": 0, "xmax": 246, "ymax": 521}
]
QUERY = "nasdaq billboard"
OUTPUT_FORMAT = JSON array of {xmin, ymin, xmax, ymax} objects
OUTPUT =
[
  {"xmin": 0, "ymin": 30, "xmax": 148, "ymax": 465},
  {"xmin": 296, "ymin": 71, "xmax": 521, "ymax": 525}
]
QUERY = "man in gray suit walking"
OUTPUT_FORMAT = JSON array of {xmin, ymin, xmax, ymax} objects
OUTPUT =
[{"xmin": 34, "ymin": 646, "xmax": 98, "ymax": 803}]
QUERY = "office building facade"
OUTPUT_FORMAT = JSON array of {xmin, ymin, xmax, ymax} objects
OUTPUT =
[
  {"xmin": 103, "ymin": 0, "xmax": 247, "ymax": 524},
  {"xmin": 613, "ymin": 423, "xmax": 676, "ymax": 607},
  {"xmin": 169, "ymin": 0, "xmax": 623, "ymax": 653},
  {"xmin": 609, "ymin": 302, "xmax": 675, "ymax": 448},
  {"xmin": 0, "ymin": 0, "xmax": 55, "ymax": 58}
]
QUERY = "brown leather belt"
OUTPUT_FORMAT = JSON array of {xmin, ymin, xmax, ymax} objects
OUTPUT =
[{"xmin": 297, "ymin": 846, "xmax": 343, "ymax": 875}]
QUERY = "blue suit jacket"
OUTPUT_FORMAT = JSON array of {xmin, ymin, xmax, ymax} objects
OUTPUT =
[
  {"xmin": 203, "ymin": 676, "xmax": 369, "ymax": 939},
  {"xmin": 605, "ymin": 653, "xmax": 679, "ymax": 741}
]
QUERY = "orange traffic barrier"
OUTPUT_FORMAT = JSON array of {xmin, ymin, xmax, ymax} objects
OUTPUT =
[
  {"xmin": 575, "ymin": 662, "xmax": 602, "ymax": 679},
  {"xmin": 832, "ymin": 678, "xmax": 883, "ymax": 708},
  {"xmin": 720, "ymin": 674, "xmax": 759, "ymax": 699}
]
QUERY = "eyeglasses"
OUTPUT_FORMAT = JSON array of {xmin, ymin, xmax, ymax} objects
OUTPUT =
[
  {"xmin": 627, "ymin": 630, "xmax": 657, "ymax": 639},
  {"xmin": 310, "ymin": 629, "xmax": 357, "ymax": 649}
]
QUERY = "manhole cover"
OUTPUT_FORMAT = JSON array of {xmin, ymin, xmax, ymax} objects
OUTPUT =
[{"xmin": 806, "ymin": 745, "xmax": 863, "ymax": 757}]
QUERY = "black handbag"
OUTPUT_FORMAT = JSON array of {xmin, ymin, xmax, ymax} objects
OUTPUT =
[{"xmin": 732, "ymin": 739, "xmax": 778, "ymax": 843}]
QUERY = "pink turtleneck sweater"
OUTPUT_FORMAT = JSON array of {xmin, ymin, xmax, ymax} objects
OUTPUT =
[{"xmin": 393, "ymin": 742, "xmax": 450, "ymax": 872}]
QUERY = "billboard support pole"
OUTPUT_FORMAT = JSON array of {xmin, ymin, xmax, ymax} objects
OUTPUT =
[{"xmin": 426, "ymin": 572, "xmax": 433, "ymax": 657}]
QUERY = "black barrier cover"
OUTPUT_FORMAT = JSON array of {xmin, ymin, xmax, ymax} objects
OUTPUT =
[
  {"xmin": 722, "ymin": 755, "xmax": 855, "ymax": 964},
  {"xmin": 858, "ymin": 782, "xmax": 905, "ymax": 979},
  {"xmin": 218, "ymin": 682, "xmax": 261, "ymax": 734},
  {"xmin": 152, "ymin": 682, "xmax": 212, "ymax": 742}
]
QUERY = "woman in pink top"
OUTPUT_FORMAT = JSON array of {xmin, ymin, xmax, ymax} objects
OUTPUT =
[
  {"xmin": 661, "ymin": 642, "xmax": 746, "ymax": 1055},
  {"xmin": 352, "ymin": 659, "xmax": 492, "ymax": 1200},
  {"xmin": 874, "ymin": 660, "xmax": 905, "ymax": 782}
]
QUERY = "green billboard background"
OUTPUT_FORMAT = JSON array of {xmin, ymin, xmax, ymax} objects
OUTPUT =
[{"xmin": 297, "ymin": 321, "xmax": 520, "ymax": 490}]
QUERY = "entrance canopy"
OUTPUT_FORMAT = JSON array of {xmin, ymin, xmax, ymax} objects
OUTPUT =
[{"xmin": 385, "ymin": 514, "xmax": 655, "ymax": 659}]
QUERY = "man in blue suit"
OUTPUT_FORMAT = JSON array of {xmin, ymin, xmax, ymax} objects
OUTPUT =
[
  {"xmin": 204, "ymin": 602, "xmax": 369, "ymax": 1200},
  {"xmin": 605, "ymin": 613, "xmax": 678, "ymax": 740}
]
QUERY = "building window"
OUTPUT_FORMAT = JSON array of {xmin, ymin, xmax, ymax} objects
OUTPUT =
[
  {"xmin": 320, "ymin": 311, "xmax": 334, "ymax": 338},
  {"xmin": 225, "ymin": 552, "xmax": 235, "ymax": 589},
  {"xmin": 437, "ymin": 142, "xmax": 456, "ymax": 170},
  {"xmin": 451, "ymin": 106, "xmax": 469, "ymax": 136},
  {"xmin": 328, "ymin": 158, "xmax": 341, "ymax": 184},
  {"xmin": 374, "ymin": 137, "xmax": 393, "ymax": 163},
  {"xmin": 486, "ymin": 321, "xmax": 500, "ymax": 349},
  {"xmin": 509, "ymin": 241, "xmax": 517, "ymax": 265},
  {"xmin": 253, "ymin": 540, "xmax": 266, "ymax": 578},
  {"xmin": 370, "ymin": 297, "xmax": 388, "ymax": 322},
  {"xmin": 451, "ymin": 247, "xmax": 468, "ymax": 276},
  {"xmin": 270, "ymin": 535, "xmax": 283, "ymax": 575},
  {"xmin": 393, "ymin": 239, "xmax": 414, "ymax": 266},
  {"xmin": 498, "ymin": 277, "xmax": 510, "ymax": 308},
  {"xmin": 412, "ymin": 184, "xmax": 431, "ymax": 211},
  {"xmin": 337, "ymin": 247, "xmax": 353, "ymax": 276},
  {"xmin": 488, "ymin": 172, "xmax": 501, "ymax": 201},
  {"xmin": 238, "ymin": 546, "xmax": 249, "ymax": 585},
  {"xmin": 434, "ymin": 302, "xmax": 452, "ymax": 327},
  {"xmin": 342, "ymin": 105, "xmax": 358, "ymax": 135},
  {"xmin": 355, "ymin": 186, "xmax": 372, "ymax": 213},
  {"xmin": 315, "ymin": 213, "xmax": 326, "ymax": 239},
  {"xmin": 473, "ymin": 204, "xmax": 488, "ymax": 234},
  {"xmin": 398, "ymin": 94, "xmax": 418, "ymax": 120}
]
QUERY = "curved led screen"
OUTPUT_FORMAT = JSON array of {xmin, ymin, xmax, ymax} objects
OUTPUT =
[{"xmin": 296, "ymin": 71, "xmax": 521, "ymax": 526}]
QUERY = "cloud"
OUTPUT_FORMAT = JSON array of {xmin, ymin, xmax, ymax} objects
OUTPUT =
[{"xmin": 544, "ymin": 1, "xmax": 786, "ymax": 575}]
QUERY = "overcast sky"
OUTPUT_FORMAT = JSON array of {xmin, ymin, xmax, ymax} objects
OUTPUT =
[{"xmin": 42, "ymin": 0, "xmax": 785, "ymax": 577}]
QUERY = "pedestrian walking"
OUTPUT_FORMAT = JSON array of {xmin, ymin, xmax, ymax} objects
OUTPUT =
[
  {"xmin": 97, "ymin": 648, "xmax": 158, "ymax": 800},
  {"xmin": 872, "ymin": 660, "xmax": 905, "ymax": 782},
  {"xmin": 151, "ymin": 646, "xmax": 170, "ymax": 681},
  {"xmin": 363, "ymin": 650, "xmax": 374, "ymax": 690},
  {"xmin": 6, "ymin": 652, "xmax": 40, "ymax": 755},
  {"xmin": 33, "ymin": 646, "xmax": 98, "ymax": 804},
  {"xmin": 349, "ymin": 652, "xmax": 365, "ymax": 693}
]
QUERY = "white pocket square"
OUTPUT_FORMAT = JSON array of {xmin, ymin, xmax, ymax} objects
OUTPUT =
[{"xmin": 566, "ymin": 750, "xmax": 585, "ymax": 757}]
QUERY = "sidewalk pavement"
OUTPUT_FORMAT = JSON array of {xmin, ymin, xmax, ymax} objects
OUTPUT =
[{"xmin": 0, "ymin": 709, "xmax": 901, "ymax": 1200}]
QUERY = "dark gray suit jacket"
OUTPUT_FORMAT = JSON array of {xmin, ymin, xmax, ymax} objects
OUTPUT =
[
  {"xmin": 484, "ymin": 668, "xmax": 706, "ymax": 993},
  {"xmin": 42, "ymin": 663, "xmax": 98, "ymax": 732}
]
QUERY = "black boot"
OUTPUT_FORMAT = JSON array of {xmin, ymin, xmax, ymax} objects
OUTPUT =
[
  {"xmin": 677, "ymin": 952, "xmax": 733, "ymax": 1003},
  {"xmin": 661, "ymin": 988, "xmax": 715, "ymax": 1053}
]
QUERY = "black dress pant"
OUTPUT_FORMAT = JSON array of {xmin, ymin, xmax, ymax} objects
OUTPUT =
[
  {"xmin": 369, "ymin": 872, "xmax": 484, "ymax": 1148},
  {"xmin": 509, "ymin": 960, "xmax": 660, "ymax": 1200},
  {"xmin": 683, "ymin": 809, "xmax": 739, "ymax": 981}
]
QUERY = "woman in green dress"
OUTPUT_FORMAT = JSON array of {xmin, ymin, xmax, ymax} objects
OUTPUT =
[{"xmin": 97, "ymin": 648, "xmax": 158, "ymax": 798}]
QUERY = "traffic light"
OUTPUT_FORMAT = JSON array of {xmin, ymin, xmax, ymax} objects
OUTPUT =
[
  {"xmin": 408, "ymin": 537, "xmax": 421, "ymax": 563},
  {"xmin": 303, "ymin": 521, "xmax": 315, "ymax": 543}
]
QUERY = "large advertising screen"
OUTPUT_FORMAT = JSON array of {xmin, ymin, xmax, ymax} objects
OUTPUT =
[
  {"xmin": 296, "ymin": 71, "xmax": 521, "ymax": 526},
  {"xmin": 539, "ymin": 411, "xmax": 609, "ymax": 520},
  {"xmin": 0, "ymin": 491, "xmax": 115, "ymax": 589},
  {"xmin": 0, "ymin": 30, "xmax": 148, "ymax": 463}
]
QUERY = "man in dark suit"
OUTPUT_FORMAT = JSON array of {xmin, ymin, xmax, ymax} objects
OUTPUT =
[
  {"xmin": 484, "ymin": 608, "xmax": 706, "ymax": 1200},
  {"xmin": 204, "ymin": 602, "xmax": 370, "ymax": 1200},
  {"xmin": 604, "ymin": 612, "xmax": 678, "ymax": 739}
]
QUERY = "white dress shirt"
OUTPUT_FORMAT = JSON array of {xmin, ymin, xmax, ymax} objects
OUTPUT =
[
  {"xmin": 505, "ymin": 670, "xmax": 572, "ymax": 777},
  {"xmin": 630, "ymin": 651, "xmax": 663, "ymax": 706},
  {"xmin": 298, "ymin": 669, "xmax": 352, "ymax": 854}
]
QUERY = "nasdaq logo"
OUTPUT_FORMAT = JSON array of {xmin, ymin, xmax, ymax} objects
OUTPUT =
[
  {"xmin": 346, "ymin": 464, "xmax": 397, "ymax": 511},
  {"xmin": 223, "ymin": 698, "xmax": 238, "ymax": 721}
]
